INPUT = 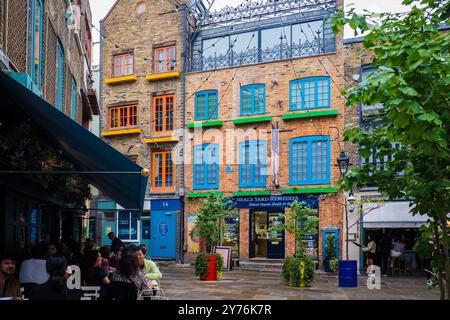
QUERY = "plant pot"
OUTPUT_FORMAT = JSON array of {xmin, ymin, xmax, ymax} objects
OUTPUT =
[
  {"xmin": 299, "ymin": 260, "xmax": 306, "ymax": 287},
  {"xmin": 323, "ymin": 260, "xmax": 330, "ymax": 272},
  {"xmin": 216, "ymin": 271, "xmax": 222, "ymax": 281},
  {"xmin": 200, "ymin": 255, "xmax": 216, "ymax": 281},
  {"xmin": 338, "ymin": 260, "xmax": 358, "ymax": 288}
]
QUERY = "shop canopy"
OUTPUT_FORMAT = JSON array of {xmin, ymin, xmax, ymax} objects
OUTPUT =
[
  {"xmin": 362, "ymin": 201, "xmax": 429, "ymax": 228},
  {"xmin": 0, "ymin": 70, "xmax": 147, "ymax": 211}
]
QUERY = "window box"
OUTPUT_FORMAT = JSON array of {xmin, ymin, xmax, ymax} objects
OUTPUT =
[
  {"xmin": 281, "ymin": 187, "xmax": 338, "ymax": 194},
  {"xmin": 105, "ymin": 75, "xmax": 138, "ymax": 84},
  {"xmin": 232, "ymin": 190, "xmax": 270, "ymax": 197},
  {"xmin": 145, "ymin": 71, "xmax": 180, "ymax": 81},
  {"xmin": 233, "ymin": 116, "xmax": 271, "ymax": 125},
  {"xmin": 101, "ymin": 128, "xmax": 142, "ymax": 137},
  {"xmin": 186, "ymin": 120, "xmax": 223, "ymax": 129},
  {"xmin": 144, "ymin": 136, "xmax": 179, "ymax": 144},
  {"xmin": 282, "ymin": 109, "xmax": 338, "ymax": 120},
  {"xmin": 186, "ymin": 191, "xmax": 223, "ymax": 198}
]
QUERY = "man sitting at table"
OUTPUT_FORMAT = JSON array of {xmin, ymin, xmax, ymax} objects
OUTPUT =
[
  {"xmin": 135, "ymin": 245, "xmax": 162, "ymax": 288},
  {"xmin": 391, "ymin": 237, "xmax": 405, "ymax": 258},
  {"xmin": 0, "ymin": 253, "xmax": 21, "ymax": 298}
]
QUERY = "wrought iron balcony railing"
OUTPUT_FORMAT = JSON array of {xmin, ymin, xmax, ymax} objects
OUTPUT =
[{"xmin": 189, "ymin": 38, "xmax": 326, "ymax": 72}]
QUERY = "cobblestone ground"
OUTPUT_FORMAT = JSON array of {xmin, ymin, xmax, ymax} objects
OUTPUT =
[{"xmin": 158, "ymin": 265, "xmax": 440, "ymax": 300}]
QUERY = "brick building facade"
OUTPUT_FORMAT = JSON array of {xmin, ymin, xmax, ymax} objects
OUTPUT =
[
  {"xmin": 98, "ymin": 0, "xmax": 189, "ymax": 260},
  {"xmin": 183, "ymin": 0, "xmax": 346, "ymax": 265}
]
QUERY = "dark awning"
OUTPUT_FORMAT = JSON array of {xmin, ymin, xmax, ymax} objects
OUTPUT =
[{"xmin": 0, "ymin": 70, "xmax": 148, "ymax": 210}]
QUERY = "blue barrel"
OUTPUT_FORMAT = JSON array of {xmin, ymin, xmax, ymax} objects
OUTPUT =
[{"xmin": 339, "ymin": 260, "xmax": 358, "ymax": 287}]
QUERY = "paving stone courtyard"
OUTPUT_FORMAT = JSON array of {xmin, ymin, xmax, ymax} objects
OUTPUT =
[{"xmin": 158, "ymin": 265, "xmax": 440, "ymax": 300}]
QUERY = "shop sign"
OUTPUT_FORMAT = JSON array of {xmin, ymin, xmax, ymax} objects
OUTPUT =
[{"xmin": 229, "ymin": 195, "xmax": 318, "ymax": 209}]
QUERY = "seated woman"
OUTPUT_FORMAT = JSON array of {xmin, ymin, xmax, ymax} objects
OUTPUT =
[
  {"xmin": 80, "ymin": 250, "xmax": 110, "ymax": 299},
  {"xmin": 110, "ymin": 247, "xmax": 150, "ymax": 300},
  {"xmin": 136, "ymin": 245, "xmax": 162, "ymax": 289}
]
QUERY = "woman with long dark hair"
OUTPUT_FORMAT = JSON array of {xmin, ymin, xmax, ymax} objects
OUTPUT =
[
  {"xmin": 80, "ymin": 250, "xmax": 109, "ymax": 298},
  {"xmin": 30, "ymin": 255, "xmax": 81, "ymax": 300},
  {"xmin": 110, "ymin": 247, "xmax": 150, "ymax": 300}
]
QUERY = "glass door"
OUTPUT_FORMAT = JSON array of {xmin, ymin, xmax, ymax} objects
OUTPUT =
[{"xmin": 267, "ymin": 212, "xmax": 285, "ymax": 259}]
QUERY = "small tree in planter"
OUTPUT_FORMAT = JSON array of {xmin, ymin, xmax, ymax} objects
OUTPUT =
[
  {"xmin": 192, "ymin": 194, "xmax": 236, "ymax": 281},
  {"xmin": 271, "ymin": 200, "xmax": 318, "ymax": 287},
  {"xmin": 324, "ymin": 234, "xmax": 338, "ymax": 273}
]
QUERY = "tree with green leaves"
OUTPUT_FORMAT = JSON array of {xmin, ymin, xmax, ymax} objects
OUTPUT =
[
  {"xmin": 192, "ymin": 195, "xmax": 237, "ymax": 255},
  {"xmin": 332, "ymin": 0, "xmax": 449, "ymax": 299}
]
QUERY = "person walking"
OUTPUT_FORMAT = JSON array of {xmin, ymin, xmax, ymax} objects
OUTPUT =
[
  {"xmin": 108, "ymin": 232, "xmax": 124, "ymax": 254},
  {"xmin": 379, "ymin": 232, "xmax": 392, "ymax": 276}
]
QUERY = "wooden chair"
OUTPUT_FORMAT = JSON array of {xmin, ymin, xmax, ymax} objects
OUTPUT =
[
  {"xmin": 403, "ymin": 255, "xmax": 413, "ymax": 276},
  {"xmin": 81, "ymin": 286, "xmax": 100, "ymax": 301},
  {"xmin": 391, "ymin": 256, "xmax": 402, "ymax": 276}
]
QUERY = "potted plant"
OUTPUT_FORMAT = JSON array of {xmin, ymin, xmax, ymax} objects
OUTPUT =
[
  {"xmin": 271, "ymin": 200, "xmax": 318, "ymax": 287},
  {"xmin": 323, "ymin": 233, "xmax": 337, "ymax": 272},
  {"xmin": 215, "ymin": 253, "xmax": 224, "ymax": 280},
  {"xmin": 192, "ymin": 195, "xmax": 236, "ymax": 281}
]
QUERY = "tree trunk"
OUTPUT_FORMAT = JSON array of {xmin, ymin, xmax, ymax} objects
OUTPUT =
[
  {"xmin": 440, "ymin": 213, "xmax": 449, "ymax": 300},
  {"xmin": 433, "ymin": 225, "xmax": 446, "ymax": 300}
]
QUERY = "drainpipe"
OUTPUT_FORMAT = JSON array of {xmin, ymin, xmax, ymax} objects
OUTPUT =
[{"xmin": 179, "ymin": 3, "xmax": 187, "ymax": 264}]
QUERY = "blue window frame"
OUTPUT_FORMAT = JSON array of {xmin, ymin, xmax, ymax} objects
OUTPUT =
[
  {"xmin": 238, "ymin": 140, "xmax": 267, "ymax": 188},
  {"xmin": 193, "ymin": 144, "xmax": 219, "ymax": 190},
  {"xmin": 55, "ymin": 40, "xmax": 64, "ymax": 111},
  {"xmin": 71, "ymin": 77, "xmax": 77, "ymax": 120},
  {"xmin": 289, "ymin": 76, "xmax": 330, "ymax": 110},
  {"xmin": 240, "ymin": 84, "xmax": 265, "ymax": 116},
  {"xmin": 117, "ymin": 211, "xmax": 139, "ymax": 242},
  {"xmin": 195, "ymin": 90, "xmax": 218, "ymax": 120},
  {"xmin": 290, "ymin": 136, "xmax": 330, "ymax": 185},
  {"xmin": 27, "ymin": 0, "xmax": 43, "ymax": 91}
]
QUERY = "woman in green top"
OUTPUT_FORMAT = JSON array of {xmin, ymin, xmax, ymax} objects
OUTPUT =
[{"xmin": 136, "ymin": 246, "xmax": 162, "ymax": 288}]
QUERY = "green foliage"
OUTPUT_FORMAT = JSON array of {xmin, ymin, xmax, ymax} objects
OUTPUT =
[
  {"xmin": 214, "ymin": 253, "xmax": 223, "ymax": 273},
  {"xmin": 325, "ymin": 234, "xmax": 337, "ymax": 261},
  {"xmin": 194, "ymin": 252, "xmax": 208, "ymax": 277},
  {"xmin": 192, "ymin": 195, "xmax": 237, "ymax": 255},
  {"xmin": 282, "ymin": 256, "xmax": 315, "ymax": 287},
  {"xmin": 332, "ymin": 0, "xmax": 450, "ymax": 299},
  {"xmin": 329, "ymin": 258, "xmax": 339, "ymax": 273},
  {"xmin": 0, "ymin": 119, "xmax": 91, "ymax": 206},
  {"xmin": 270, "ymin": 200, "xmax": 318, "ymax": 259}
]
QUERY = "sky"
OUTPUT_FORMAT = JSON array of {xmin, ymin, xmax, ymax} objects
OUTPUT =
[{"xmin": 90, "ymin": 0, "xmax": 411, "ymax": 66}]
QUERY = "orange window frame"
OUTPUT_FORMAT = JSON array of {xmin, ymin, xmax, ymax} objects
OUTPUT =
[
  {"xmin": 152, "ymin": 94, "xmax": 174, "ymax": 135},
  {"xmin": 152, "ymin": 151, "xmax": 174, "ymax": 192},
  {"xmin": 108, "ymin": 105, "xmax": 138, "ymax": 129},
  {"xmin": 113, "ymin": 53, "xmax": 133, "ymax": 76},
  {"xmin": 154, "ymin": 46, "xmax": 176, "ymax": 73}
]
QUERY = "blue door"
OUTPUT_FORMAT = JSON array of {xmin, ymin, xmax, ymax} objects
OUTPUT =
[{"xmin": 150, "ymin": 211, "xmax": 176, "ymax": 259}]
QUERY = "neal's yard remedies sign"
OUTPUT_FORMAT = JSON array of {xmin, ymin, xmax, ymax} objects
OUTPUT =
[{"xmin": 231, "ymin": 195, "xmax": 318, "ymax": 209}]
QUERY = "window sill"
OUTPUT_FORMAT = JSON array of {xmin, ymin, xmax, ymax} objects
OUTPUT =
[
  {"xmin": 233, "ymin": 116, "xmax": 271, "ymax": 125},
  {"xmin": 282, "ymin": 109, "xmax": 338, "ymax": 120},
  {"xmin": 150, "ymin": 190, "xmax": 176, "ymax": 194},
  {"xmin": 101, "ymin": 128, "xmax": 142, "ymax": 137},
  {"xmin": 146, "ymin": 71, "xmax": 180, "ymax": 81},
  {"xmin": 281, "ymin": 187, "xmax": 338, "ymax": 194},
  {"xmin": 144, "ymin": 136, "xmax": 179, "ymax": 144},
  {"xmin": 105, "ymin": 75, "xmax": 138, "ymax": 84},
  {"xmin": 186, "ymin": 120, "xmax": 223, "ymax": 129},
  {"xmin": 232, "ymin": 190, "xmax": 271, "ymax": 197},
  {"xmin": 186, "ymin": 191, "xmax": 223, "ymax": 198}
]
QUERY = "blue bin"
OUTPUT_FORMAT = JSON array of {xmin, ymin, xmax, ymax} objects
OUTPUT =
[{"xmin": 339, "ymin": 260, "xmax": 358, "ymax": 287}]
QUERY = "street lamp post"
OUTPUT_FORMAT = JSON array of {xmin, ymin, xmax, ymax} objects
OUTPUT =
[{"xmin": 337, "ymin": 151, "xmax": 354, "ymax": 260}]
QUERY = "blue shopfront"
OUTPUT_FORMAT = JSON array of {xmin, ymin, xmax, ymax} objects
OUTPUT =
[
  {"xmin": 95, "ymin": 198, "xmax": 180, "ymax": 260},
  {"xmin": 231, "ymin": 195, "xmax": 322, "ymax": 260}
]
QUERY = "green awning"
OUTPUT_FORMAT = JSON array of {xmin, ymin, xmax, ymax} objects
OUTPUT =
[{"xmin": 0, "ymin": 70, "xmax": 147, "ymax": 210}]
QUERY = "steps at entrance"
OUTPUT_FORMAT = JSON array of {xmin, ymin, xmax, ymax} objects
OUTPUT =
[{"xmin": 238, "ymin": 259, "xmax": 283, "ymax": 272}]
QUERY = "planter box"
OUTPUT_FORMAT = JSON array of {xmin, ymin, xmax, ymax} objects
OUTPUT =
[
  {"xmin": 200, "ymin": 255, "xmax": 216, "ymax": 281},
  {"xmin": 339, "ymin": 260, "xmax": 358, "ymax": 287}
]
